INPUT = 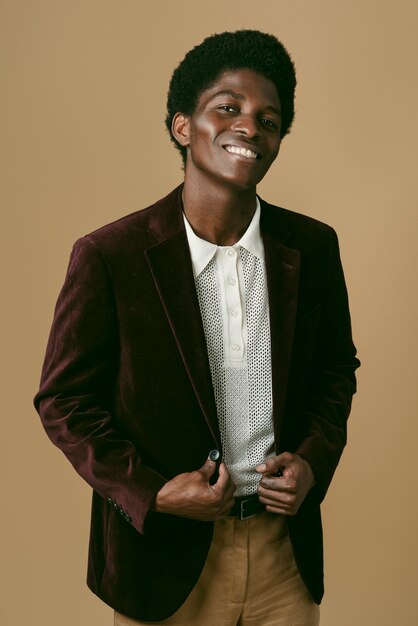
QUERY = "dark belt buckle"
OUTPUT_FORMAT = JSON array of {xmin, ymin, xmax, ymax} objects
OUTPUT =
[{"xmin": 239, "ymin": 497, "xmax": 258, "ymax": 520}]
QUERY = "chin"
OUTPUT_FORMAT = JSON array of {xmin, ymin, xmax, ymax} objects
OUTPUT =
[
  {"xmin": 229, "ymin": 174, "xmax": 264, "ymax": 190},
  {"xmin": 216, "ymin": 168, "xmax": 261, "ymax": 190}
]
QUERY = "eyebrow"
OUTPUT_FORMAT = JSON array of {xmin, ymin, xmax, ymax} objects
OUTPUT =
[{"xmin": 211, "ymin": 90, "xmax": 282, "ymax": 116}]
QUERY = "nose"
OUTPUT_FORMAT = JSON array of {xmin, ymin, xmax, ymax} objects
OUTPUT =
[{"xmin": 231, "ymin": 114, "xmax": 260, "ymax": 138}]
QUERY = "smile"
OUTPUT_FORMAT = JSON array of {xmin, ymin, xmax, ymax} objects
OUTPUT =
[{"xmin": 223, "ymin": 145, "xmax": 260, "ymax": 160}]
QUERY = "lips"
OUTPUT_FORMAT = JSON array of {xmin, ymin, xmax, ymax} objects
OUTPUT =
[{"xmin": 223, "ymin": 144, "xmax": 261, "ymax": 160}]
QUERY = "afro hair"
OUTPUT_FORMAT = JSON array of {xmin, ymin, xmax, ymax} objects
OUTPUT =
[{"xmin": 165, "ymin": 30, "xmax": 297, "ymax": 163}]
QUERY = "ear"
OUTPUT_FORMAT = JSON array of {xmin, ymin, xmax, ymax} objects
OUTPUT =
[{"xmin": 171, "ymin": 112, "xmax": 190, "ymax": 148}]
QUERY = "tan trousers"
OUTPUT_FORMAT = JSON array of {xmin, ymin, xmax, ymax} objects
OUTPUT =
[{"xmin": 115, "ymin": 511, "xmax": 320, "ymax": 626}]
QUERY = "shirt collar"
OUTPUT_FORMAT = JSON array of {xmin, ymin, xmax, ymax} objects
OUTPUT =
[
  {"xmin": 183, "ymin": 197, "xmax": 264, "ymax": 278},
  {"xmin": 238, "ymin": 197, "xmax": 264, "ymax": 262}
]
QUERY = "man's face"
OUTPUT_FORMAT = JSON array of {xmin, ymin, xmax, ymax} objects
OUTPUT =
[{"xmin": 175, "ymin": 69, "xmax": 282, "ymax": 191}]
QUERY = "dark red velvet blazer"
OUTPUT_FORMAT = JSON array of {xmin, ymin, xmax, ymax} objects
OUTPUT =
[{"xmin": 35, "ymin": 185, "xmax": 359, "ymax": 621}]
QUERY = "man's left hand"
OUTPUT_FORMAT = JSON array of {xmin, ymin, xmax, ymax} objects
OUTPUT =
[{"xmin": 256, "ymin": 452, "xmax": 315, "ymax": 516}]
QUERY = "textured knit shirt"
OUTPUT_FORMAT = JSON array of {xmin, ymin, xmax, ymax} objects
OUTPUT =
[{"xmin": 183, "ymin": 199, "xmax": 275, "ymax": 496}]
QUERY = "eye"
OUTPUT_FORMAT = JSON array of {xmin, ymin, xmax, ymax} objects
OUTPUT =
[
  {"xmin": 260, "ymin": 118, "xmax": 278, "ymax": 130},
  {"xmin": 217, "ymin": 105, "xmax": 238, "ymax": 113}
]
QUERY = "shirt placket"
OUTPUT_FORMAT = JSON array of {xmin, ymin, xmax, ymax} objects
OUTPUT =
[{"xmin": 220, "ymin": 246, "xmax": 245, "ymax": 363}]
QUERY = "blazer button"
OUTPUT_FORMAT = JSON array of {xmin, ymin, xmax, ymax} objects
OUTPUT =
[
  {"xmin": 107, "ymin": 497, "xmax": 112, "ymax": 505},
  {"xmin": 208, "ymin": 449, "xmax": 220, "ymax": 461}
]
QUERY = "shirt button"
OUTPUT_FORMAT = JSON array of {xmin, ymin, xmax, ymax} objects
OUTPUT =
[
  {"xmin": 227, "ymin": 248, "xmax": 236, "ymax": 257},
  {"xmin": 231, "ymin": 344, "xmax": 241, "ymax": 351},
  {"xmin": 229, "ymin": 308, "xmax": 238, "ymax": 317},
  {"xmin": 227, "ymin": 276, "xmax": 236, "ymax": 285}
]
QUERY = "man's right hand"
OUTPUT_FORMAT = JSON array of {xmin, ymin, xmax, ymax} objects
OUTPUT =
[{"xmin": 154, "ymin": 459, "xmax": 236, "ymax": 521}]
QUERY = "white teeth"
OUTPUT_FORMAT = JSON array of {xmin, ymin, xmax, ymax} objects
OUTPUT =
[{"xmin": 225, "ymin": 145, "xmax": 258, "ymax": 159}]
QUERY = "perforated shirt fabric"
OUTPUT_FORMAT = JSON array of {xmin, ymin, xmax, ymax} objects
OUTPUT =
[{"xmin": 183, "ymin": 200, "xmax": 275, "ymax": 496}]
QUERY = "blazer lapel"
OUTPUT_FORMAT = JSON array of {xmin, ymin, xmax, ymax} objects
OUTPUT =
[
  {"xmin": 144, "ymin": 194, "xmax": 221, "ymax": 448},
  {"xmin": 261, "ymin": 201, "xmax": 301, "ymax": 445}
]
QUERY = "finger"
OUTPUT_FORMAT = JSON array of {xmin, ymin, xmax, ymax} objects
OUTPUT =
[
  {"xmin": 258, "ymin": 482, "xmax": 290, "ymax": 500},
  {"xmin": 258, "ymin": 487, "xmax": 295, "ymax": 507},
  {"xmin": 198, "ymin": 458, "xmax": 217, "ymax": 481},
  {"xmin": 257, "ymin": 482, "xmax": 300, "ymax": 511},
  {"xmin": 261, "ymin": 498, "xmax": 293, "ymax": 513},
  {"xmin": 212, "ymin": 465, "xmax": 236, "ymax": 509},
  {"xmin": 217, "ymin": 490, "xmax": 235, "ymax": 514},
  {"xmin": 255, "ymin": 452, "xmax": 293, "ymax": 475},
  {"xmin": 212, "ymin": 462, "xmax": 232, "ymax": 493},
  {"xmin": 259, "ymin": 475, "xmax": 296, "ymax": 492},
  {"xmin": 258, "ymin": 491, "xmax": 297, "ymax": 514},
  {"xmin": 223, "ymin": 477, "xmax": 237, "ymax": 502},
  {"xmin": 265, "ymin": 503, "xmax": 296, "ymax": 516}
]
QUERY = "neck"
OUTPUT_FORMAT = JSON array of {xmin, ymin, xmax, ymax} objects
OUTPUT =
[{"xmin": 182, "ymin": 176, "xmax": 258, "ymax": 246}]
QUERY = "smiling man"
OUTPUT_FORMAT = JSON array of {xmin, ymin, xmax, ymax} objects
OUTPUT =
[{"xmin": 35, "ymin": 30, "xmax": 359, "ymax": 626}]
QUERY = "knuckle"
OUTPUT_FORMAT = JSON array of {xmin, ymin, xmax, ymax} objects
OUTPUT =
[{"xmin": 266, "ymin": 504, "xmax": 279, "ymax": 514}]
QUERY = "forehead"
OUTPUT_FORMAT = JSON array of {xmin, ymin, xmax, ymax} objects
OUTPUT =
[{"xmin": 196, "ymin": 68, "xmax": 281, "ymax": 110}]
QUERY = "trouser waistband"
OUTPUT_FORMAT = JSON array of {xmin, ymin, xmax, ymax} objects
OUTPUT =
[{"xmin": 229, "ymin": 494, "xmax": 265, "ymax": 520}]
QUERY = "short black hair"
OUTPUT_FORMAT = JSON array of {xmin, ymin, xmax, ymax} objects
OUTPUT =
[{"xmin": 165, "ymin": 29, "xmax": 297, "ymax": 163}]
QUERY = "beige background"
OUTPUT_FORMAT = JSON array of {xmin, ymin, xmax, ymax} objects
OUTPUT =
[{"xmin": 1, "ymin": 1, "xmax": 417, "ymax": 624}]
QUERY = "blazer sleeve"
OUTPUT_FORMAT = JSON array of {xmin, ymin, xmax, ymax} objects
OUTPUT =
[
  {"xmin": 34, "ymin": 237, "xmax": 167, "ymax": 534},
  {"xmin": 294, "ymin": 228, "xmax": 360, "ymax": 506}
]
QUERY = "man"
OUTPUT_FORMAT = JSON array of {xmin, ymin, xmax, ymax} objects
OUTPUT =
[{"xmin": 35, "ymin": 30, "xmax": 359, "ymax": 625}]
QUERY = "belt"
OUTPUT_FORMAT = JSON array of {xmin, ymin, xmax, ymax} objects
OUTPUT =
[{"xmin": 229, "ymin": 494, "xmax": 265, "ymax": 520}]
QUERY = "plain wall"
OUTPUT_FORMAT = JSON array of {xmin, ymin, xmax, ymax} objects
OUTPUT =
[{"xmin": 1, "ymin": 1, "xmax": 417, "ymax": 624}]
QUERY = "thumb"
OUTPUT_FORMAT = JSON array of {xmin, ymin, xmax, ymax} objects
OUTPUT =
[
  {"xmin": 256, "ymin": 452, "xmax": 293, "ymax": 474},
  {"xmin": 198, "ymin": 458, "xmax": 217, "ymax": 481}
]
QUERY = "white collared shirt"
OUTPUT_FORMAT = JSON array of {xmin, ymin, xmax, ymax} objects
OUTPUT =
[{"xmin": 183, "ymin": 199, "xmax": 274, "ymax": 495}]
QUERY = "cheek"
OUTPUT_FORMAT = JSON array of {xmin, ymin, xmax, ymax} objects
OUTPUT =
[
  {"xmin": 191, "ymin": 118, "xmax": 213, "ymax": 142},
  {"xmin": 263, "ymin": 142, "xmax": 281, "ymax": 169},
  {"xmin": 192, "ymin": 115, "xmax": 227, "ymax": 152},
  {"xmin": 270, "ymin": 139, "xmax": 281, "ymax": 159}
]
